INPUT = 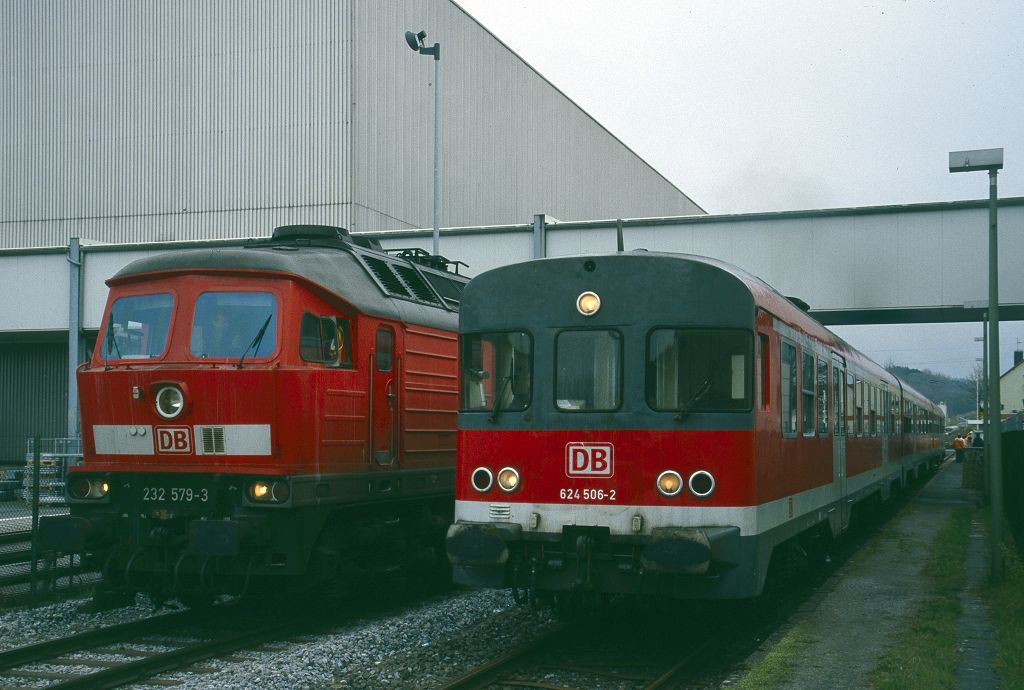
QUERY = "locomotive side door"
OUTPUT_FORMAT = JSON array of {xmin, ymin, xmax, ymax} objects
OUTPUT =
[
  {"xmin": 831, "ymin": 353, "xmax": 850, "ymax": 532},
  {"xmin": 370, "ymin": 325, "xmax": 398, "ymax": 465}
]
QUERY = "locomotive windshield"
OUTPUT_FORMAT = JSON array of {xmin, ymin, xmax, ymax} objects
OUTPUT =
[
  {"xmin": 461, "ymin": 332, "xmax": 532, "ymax": 411},
  {"xmin": 646, "ymin": 328, "xmax": 752, "ymax": 412},
  {"xmin": 555, "ymin": 330, "xmax": 622, "ymax": 411},
  {"xmin": 190, "ymin": 292, "xmax": 278, "ymax": 359},
  {"xmin": 100, "ymin": 293, "xmax": 173, "ymax": 359}
]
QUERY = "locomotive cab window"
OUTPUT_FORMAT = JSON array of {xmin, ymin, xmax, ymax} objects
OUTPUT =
[
  {"xmin": 376, "ymin": 328, "xmax": 394, "ymax": 372},
  {"xmin": 100, "ymin": 293, "xmax": 174, "ymax": 360},
  {"xmin": 557, "ymin": 330, "xmax": 622, "ymax": 411},
  {"xmin": 300, "ymin": 313, "xmax": 352, "ymax": 367},
  {"xmin": 190, "ymin": 292, "xmax": 277, "ymax": 359},
  {"xmin": 461, "ymin": 331, "xmax": 532, "ymax": 411},
  {"xmin": 646, "ymin": 329, "xmax": 752, "ymax": 413}
]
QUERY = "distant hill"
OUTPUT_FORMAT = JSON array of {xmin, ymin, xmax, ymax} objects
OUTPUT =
[{"xmin": 886, "ymin": 365, "xmax": 976, "ymax": 419}]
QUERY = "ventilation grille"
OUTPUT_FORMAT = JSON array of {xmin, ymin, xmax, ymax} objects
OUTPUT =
[
  {"xmin": 201, "ymin": 427, "xmax": 226, "ymax": 455},
  {"xmin": 489, "ymin": 504, "xmax": 511, "ymax": 521},
  {"xmin": 393, "ymin": 265, "xmax": 441, "ymax": 304},
  {"xmin": 362, "ymin": 256, "xmax": 412, "ymax": 299}
]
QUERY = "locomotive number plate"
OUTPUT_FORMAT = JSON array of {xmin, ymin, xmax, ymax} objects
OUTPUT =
[
  {"xmin": 559, "ymin": 488, "xmax": 617, "ymax": 502},
  {"xmin": 142, "ymin": 486, "xmax": 210, "ymax": 503}
]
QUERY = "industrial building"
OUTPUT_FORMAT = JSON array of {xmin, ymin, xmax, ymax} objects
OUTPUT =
[{"xmin": 0, "ymin": 0, "xmax": 703, "ymax": 460}]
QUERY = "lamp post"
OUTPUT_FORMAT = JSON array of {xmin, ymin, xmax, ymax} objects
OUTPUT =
[
  {"xmin": 950, "ymin": 147, "xmax": 1004, "ymax": 580},
  {"xmin": 405, "ymin": 29, "xmax": 441, "ymax": 257}
]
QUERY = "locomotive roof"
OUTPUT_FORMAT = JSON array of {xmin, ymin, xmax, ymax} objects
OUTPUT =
[
  {"xmin": 463, "ymin": 251, "xmax": 940, "ymax": 414},
  {"xmin": 108, "ymin": 235, "xmax": 466, "ymax": 331}
]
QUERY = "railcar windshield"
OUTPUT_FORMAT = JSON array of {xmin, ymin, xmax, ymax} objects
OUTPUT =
[
  {"xmin": 555, "ymin": 330, "xmax": 622, "ymax": 411},
  {"xmin": 100, "ymin": 293, "xmax": 173, "ymax": 359},
  {"xmin": 646, "ymin": 328, "xmax": 753, "ymax": 412},
  {"xmin": 461, "ymin": 331, "xmax": 532, "ymax": 411},
  {"xmin": 190, "ymin": 292, "xmax": 278, "ymax": 359}
]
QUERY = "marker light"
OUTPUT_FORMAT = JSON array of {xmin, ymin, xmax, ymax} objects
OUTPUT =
[
  {"xmin": 155, "ymin": 385, "xmax": 185, "ymax": 419},
  {"xmin": 248, "ymin": 480, "xmax": 290, "ymax": 503},
  {"xmin": 471, "ymin": 467, "xmax": 493, "ymax": 493},
  {"xmin": 576, "ymin": 291, "xmax": 601, "ymax": 316},
  {"xmin": 689, "ymin": 470, "xmax": 716, "ymax": 498},
  {"xmin": 497, "ymin": 467, "xmax": 521, "ymax": 492},
  {"xmin": 656, "ymin": 470, "xmax": 684, "ymax": 497}
]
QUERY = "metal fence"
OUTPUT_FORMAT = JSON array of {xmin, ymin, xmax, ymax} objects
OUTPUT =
[{"xmin": 0, "ymin": 436, "xmax": 95, "ymax": 606}]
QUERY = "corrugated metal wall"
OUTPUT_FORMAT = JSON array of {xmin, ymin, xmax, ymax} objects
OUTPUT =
[
  {"xmin": 2, "ymin": 0, "xmax": 354, "ymax": 248},
  {"xmin": 2, "ymin": 0, "xmax": 700, "ymax": 250},
  {"xmin": 0, "ymin": 344, "xmax": 68, "ymax": 463}
]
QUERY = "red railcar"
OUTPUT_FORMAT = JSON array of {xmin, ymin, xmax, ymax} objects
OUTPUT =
[
  {"xmin": 446, "ymin": 252, "xmax": 943, "ymax": 601},
  {"xmin": 41, "ymin": 225, "xmax": 467, "ymax": 604}
]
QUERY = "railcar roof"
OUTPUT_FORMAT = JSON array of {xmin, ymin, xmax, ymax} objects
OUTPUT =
[{"xmin": 108, "ymin": 240, "xmax": 465, "ymax": 331}]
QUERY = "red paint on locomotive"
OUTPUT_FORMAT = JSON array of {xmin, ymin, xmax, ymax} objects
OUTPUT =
[{"xmin": 40, "ymin": 226, "xmax": 466, "ymax": 605}]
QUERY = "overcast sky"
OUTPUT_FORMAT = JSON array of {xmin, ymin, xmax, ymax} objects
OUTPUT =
[{"xmin": 457, "ymin": 0, "xmax": 1024, "ymax": 383}]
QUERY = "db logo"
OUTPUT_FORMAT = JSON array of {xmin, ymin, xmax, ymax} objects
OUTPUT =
[
  {"xmin": 156, "ymin": 427, "xmax": 192, "ymax": 454},
  {"xmin": 565, "ymin": 442, "xmax": 614, "ymax": 478}
]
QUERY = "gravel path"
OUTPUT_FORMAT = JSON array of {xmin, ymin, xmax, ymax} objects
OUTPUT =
[{"xmin": 737, "ymin": 461, "xmax": 972, "ymax": 689}]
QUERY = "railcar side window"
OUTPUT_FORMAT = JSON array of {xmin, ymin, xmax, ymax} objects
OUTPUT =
[
  {"xmin": 801, "ymin": 351, "xmax": 815, "ymax": 436},
  {"xmin": 817, "ymin": 358, "xmax": 829, "ymax": 436},
  {"xmin": 299, "ymin": 313, "xmax": 353, "ymax": 367},
  {"xmin": 780, "ymin": 341, "xmax": 797, "ymax": 436},
  {"xmin": 558, "ymin": 330, "xmax": 622, "ymax": 411},
  {"xmin": 191, "ymin": 292, "xmax": 277, "ymax": 359},
  {"xmin": 460, "ymin": 332, "xmax": 532, "ymax": 411},
  {"xmin": 647, "ymin": 329, "xmax": 752, "ymax": 414},
  {"xmin": 100, "ymin": 293, "xmax": 173, "ymax": 359}
]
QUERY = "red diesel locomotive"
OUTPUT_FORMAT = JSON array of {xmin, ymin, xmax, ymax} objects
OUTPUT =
[
  {"xmin": 446, "ymin": 251, "xmax": 943, "ymax": 602},
  {"xmin": 41, "ymin": 225, "xmax": 467, "ymax": 605}
]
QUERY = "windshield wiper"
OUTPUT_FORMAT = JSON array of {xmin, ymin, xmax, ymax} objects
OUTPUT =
[
  {"xmin": 103, "ymin": 312, "xmax": 122, "ymax": 370},
  {"xmin": 488, "ymin": 376, "xmax": 512, "ymax": 424},
  {"xmin": 236, "ymin": 314, "xmax": 273, "ymax": 369},
  {"xmin": 674, "ymin": 378, "xmax": 711, "ymax": 422}
]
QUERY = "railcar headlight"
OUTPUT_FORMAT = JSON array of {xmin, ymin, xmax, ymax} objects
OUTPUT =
[
  {"xmin": 576, "ymin": 291, "xmax": 601, "ymax": 316},
  {"xmin": 471, "ymin": 467, "xmax": 493, "ymax": 493},
  {"xmin": 496, "ymin": 467, "xmax": 520, "ymax": 492},
  {"xmin": 68, "ymin": 477, "xmax": 110, "ymax": 500},
  {"xmin": 248, "ymin": 480, "xmax": 290, "ymax": 503},
  {"xmin": 155, "ymin": 385, "xmax": 185, "ymax": 419},
  {"xmin": 689, "ymin": 470, "xmax": 716, "ymax": 498},
  {"xmin": 656, "ymin": 470, "xmax": 684, "ymax": 497}
]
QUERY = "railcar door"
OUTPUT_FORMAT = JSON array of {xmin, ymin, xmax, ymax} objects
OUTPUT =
[
  {"xmin": 370, "ymin": 326, "xmax": 398, "ymax": 465},
  {"xmin": 831, "ymin": 353, "xmax": 850, "ymax": 532}
]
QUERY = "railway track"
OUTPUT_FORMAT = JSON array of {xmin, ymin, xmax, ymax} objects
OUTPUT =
[
  {"xmin": 0, "ymin": 604, "xmax": 309, "ymax": 689},
  {"xmin": 439, "ymin": 609, "xmax": 738, "ymax": 690}
]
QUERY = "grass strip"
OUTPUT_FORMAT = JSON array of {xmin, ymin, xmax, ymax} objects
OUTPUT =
[
  {"xmin": 731, "ymin": 621, "xmax": 812, "ymax": 690},
  {"xmin": 987, "ymin": 527, "xmax": 1024, "ymax": 689},
  {"xmin": 870, "ymin": 506, "xmax": 972, "ymax": 690}
]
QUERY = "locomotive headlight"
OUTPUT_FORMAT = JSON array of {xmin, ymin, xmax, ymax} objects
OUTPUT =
[
  {"xmin": 656, "ymin": 470, "xmax": 684, "ymax": 497},
  {"xmin": 471, "ymin": 467, "xmax": 493, "ymax": 493},
  {"xmin": 248, "ymin": 480, "xmax": 290, "ymax": 504},
  {"xmin": 68, "ymin": 477, "xmax": 110, "ymax": 500},
  {"xmin": 576, "ymin": 291, "xmax": 601, "ymax": 316},
  {"xmin": 688, "ymin": 470, "xmax": 716, "ymax": 498},
  {"xmin": 154, "ymin": 385, "xmax": 185, "ymax": 419},
  {"xmin": 496, "ymin": 467, "xmax": 520, "ymax": 492}
]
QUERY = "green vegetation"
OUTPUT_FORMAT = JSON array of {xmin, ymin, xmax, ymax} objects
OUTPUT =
[
  {"xmin": 732, "ymin": 622, "xmax": 813, "ymax": 690},
  {"xmin": 988, "ymin": 532, "xmax": 1024, "ymax": 688},
  {"xmin": 886, "ymin": 365, "xmax": 976, "ymax": 419},
  {"xmin": 870, "ymin": 507, "xmax": 971, "ymax": 689}
]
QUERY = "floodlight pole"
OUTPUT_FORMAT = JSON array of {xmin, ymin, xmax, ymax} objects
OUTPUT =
[
  {"xmin": 405, "ymin": 30, "xmax": 441, "ymax": 257},
  {"xmin": 950, "ymin": 148, "xmax": 1004, "ymax": 581}
]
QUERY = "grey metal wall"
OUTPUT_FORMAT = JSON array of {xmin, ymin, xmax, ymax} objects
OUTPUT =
[
  {"xmin": 1, "ymin": 0, "xmax": 701, "ymax": 250},
  {"xmin": 0, "ymin": 344, "xmax": 68, "ymax": 463}
]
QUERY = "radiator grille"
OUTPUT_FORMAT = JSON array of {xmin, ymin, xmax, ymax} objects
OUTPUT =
[{"xmin": 201, "ymin": 426, "xmax": 225, "ymax": 454}]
